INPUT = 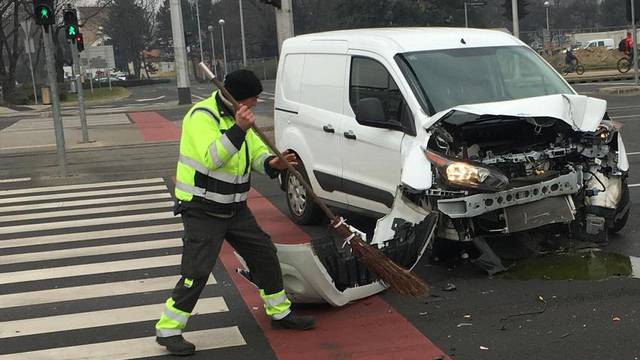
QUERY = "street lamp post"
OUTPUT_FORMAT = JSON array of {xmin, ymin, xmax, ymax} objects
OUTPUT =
[
  {"xmin": 544, "ymin": 1, "xmax": 550, "ymax": 31},
  {"xmin": 219, "ymin": 19, "xmax": 228, "ymax": 77},
  {"xmin": 463, "ymin": 2, "xmax": 487, "ymax": 29},
  {"xmin": 190, "ymin": 0, "xmax": 205, "ymax": 64},
  {"xmin": 207, "ymin": 25, "xmax": 217, "ymax": 78},
  {"xmin": 239, "ymin": 0, "xmax": 247, "ymax": 67}
]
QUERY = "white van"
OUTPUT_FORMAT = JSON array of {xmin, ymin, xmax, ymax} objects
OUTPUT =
[
  {"xmin": 259, "ymin": 28, "xmax": 629, "ymax": 305},
  {"xmin": 582, "ymin": 38, "xmax": 615, "ymax": 50}
]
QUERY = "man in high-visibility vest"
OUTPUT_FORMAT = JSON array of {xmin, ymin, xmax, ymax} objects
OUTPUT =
[{"xmin": 155, "ymin": 70, "xmax": 315, "ymax": 356}]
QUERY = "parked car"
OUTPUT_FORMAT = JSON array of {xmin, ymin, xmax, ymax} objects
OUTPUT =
[
  {"xmin": 252, "ymin": 28, "xmax": 630, "ymax": 306},
  {"xmin": 582, "ymin": 38, "xmax": 615, "ymax": 50}
]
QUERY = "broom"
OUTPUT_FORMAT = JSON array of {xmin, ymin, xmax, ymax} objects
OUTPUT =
[{"xmin": 198, "ymin": 62, "xmax": 428, "ymax": 296}]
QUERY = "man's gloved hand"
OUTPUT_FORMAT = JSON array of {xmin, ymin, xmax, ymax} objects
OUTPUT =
[
  {"xmin": 269, "ymin": 150, "xmax": 298, "ymax": 171},
  {"xmin": 235, "ymin": 105, "xmax": 256, "ymax": 131}
]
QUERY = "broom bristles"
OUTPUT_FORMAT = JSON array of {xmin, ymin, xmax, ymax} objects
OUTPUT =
[{"xmin": 332, "ymin": 221, "xmax": 429, "ymax": 297}]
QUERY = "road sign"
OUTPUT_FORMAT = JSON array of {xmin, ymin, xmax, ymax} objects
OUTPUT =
[{"xmin": 80, "ymin": 46, "xmax": 115, "ymax": 69}]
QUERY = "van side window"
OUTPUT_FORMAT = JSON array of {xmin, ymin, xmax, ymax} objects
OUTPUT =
[{"xmin": 349, "ymin": 57, "xmax": 407, "ymax": 129}]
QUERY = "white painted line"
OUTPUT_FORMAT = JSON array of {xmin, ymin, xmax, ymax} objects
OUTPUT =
[
  {"xmin": 0, "ymin": 254, "xmax": 181, "ymax": 285},
  {"xmin": 0, "ymin": 178, "xmax": 163, "ymax": 196},
  {"xmin": 0, "ymin": 238, "xmax": 181, "ymax": 265},
  {"xmin": 0, "ymin": 193, "xmax": 172, "ymax": 214},
  {"xmin": 0, "ymin": 297, "xmax": 228, "ymax": 339},
  {"xmin": 0, "ymin": 185, "xmax": 168, "ymax": 204},
  {"xmin": 626, "ymin": 152, "xmax": 640, "ymax": 156},
  {"xmin": 0, "ymin": 326, "xmax": 246, "ymax": 360},
  {"xmin": 0, "ymin": 201, "xmax": 175, "ymax": 222},
  {"xmin": 0, "ymin": 144, "xmax": 54, "ymax": 151},
  {"xmin": 0, "ymin": 212, "xmax": 175, "ymax": 235},
  {"xmin": 628, "ymin": 183, "xmax": 640, "ymax": 188},
  {"xmin": 192, "ymin": 94, "xmax": 205, "ymax": 100},
  {"xmin": 608, "ymin": 104, "xmax": 640, "ymax": 110},
  {"xmin": 0, "ymin": 274, "xmax": 215, "ymax": 308},
  {"xmin": 0, "ymin": 223, "xmax": 183, "ymax": 249},
  {"xmin": 135, "ymin": 95, "xmax": 166, "ymax": 102},
  {"xmin": 0, "ymin": 177, "xmax": 30, "ymax": 183},
  {"xmin": 611, "ymin": 114, "xmax": 640, "ymax": 119}
]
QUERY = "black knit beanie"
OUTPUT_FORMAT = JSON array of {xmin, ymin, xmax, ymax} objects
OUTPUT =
[{"xmin": 223, "ymin": 69, "xmax": 263, "ymax": 101}]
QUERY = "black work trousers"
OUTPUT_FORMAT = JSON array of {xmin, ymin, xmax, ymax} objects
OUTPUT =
[{"xmin": 169, "ymin": 204, "xmax": 283, "ymax": 313}]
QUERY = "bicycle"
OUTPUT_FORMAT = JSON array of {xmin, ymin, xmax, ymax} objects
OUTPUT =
[
  {"xmin": 617, "ymin": 55, "xmax": 639, "ymax": 73},
  {"xmin": 560, "ymin": 59, "xmax": 585, "ymax": 76}
]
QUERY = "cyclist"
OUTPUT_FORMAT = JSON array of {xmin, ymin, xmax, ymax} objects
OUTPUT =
[
  {"xmin": 565, "ymin": 48, "xmax": 578, "ymax": 73},
  {"xmin": 625, "ymin": 32, "xmax": 635, "ymax": 62}
]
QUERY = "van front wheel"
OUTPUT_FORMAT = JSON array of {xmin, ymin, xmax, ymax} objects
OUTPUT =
[{"xmin": 285, "ymin": 162, "xmax": 325, "ymax": 225}]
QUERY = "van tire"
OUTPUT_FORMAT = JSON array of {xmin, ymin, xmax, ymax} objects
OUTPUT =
[{"xmin": 285, "ymin": 161, "xmax": 325, "ymax": 225}]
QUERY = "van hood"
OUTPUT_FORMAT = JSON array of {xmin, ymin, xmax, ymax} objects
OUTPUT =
[{"xmin": 424, "ymin": 94, "xmax": 607, "ymax": 132}]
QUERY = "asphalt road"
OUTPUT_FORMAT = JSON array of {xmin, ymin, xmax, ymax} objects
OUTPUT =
[{"xmin": 2, "ymin": 80, "xmax": 640, "ymax": 359}]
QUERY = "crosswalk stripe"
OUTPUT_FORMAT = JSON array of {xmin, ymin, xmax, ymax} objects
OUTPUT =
[
  {"xmin": 0, "ymin": 274, "xmax": 215, "ymax": 308},
  {"xmin": 0, "ymin": 223, "xmax": 183, "ymax": 249},
  {"xmin": 0, "ymin": 326, "xmax": 246, "ymax": 360},
  {"xmin": 0, "ymin": 185, "xmax": 169, "ymax": 204},
  {"xmin": 0, "ymin": 296, "xmax": 228, "ymax": 339},
  {"xmin": 0, "ymin": 177, "xmax": 30, "ymax": 184},
  {"xmin": 0, "ymin": 193, "xmax": 172, "ymax": 214},
  {"xmin": 0, "ymin": 238, "xmax": 182, "ymax": 265},
  {"xmin": 0, "ymin": 201, "xmax": 175, "ymax": 222},
  {"xmin": 0, "ymin": 212, "xmax": 175, "ymax": 235},
  {"xmin": 0, "ymin": 178, "xmax": 163, "ymax": 196},
  {"xmin": 0, "ymin": 254, "xmax": 181, "ymax": 285}
]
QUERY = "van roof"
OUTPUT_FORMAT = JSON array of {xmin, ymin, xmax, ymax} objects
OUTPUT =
[{"xmin": 282, "ymin": 27, "xmax": 524, "ymax": 55}]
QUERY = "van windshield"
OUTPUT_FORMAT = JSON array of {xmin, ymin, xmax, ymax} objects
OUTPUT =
[{"xmin": 398, "ymin": 46, "xmax": 574, "ymax": 114}]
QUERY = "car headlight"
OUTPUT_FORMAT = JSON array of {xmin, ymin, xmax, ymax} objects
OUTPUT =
[{"xmin": 425, "ymin": 150, "xmax": 509, "ymax": 191}]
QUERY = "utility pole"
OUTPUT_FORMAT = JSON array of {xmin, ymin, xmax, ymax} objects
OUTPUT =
[
  {"xmin": 275, "ymin": 0, "xmax": 294, "ymax": 53},
  {"xmin": 170, "ymin": 0, "xmax": 191, "ymax": 105},
  {"xmin": 192, "ymin": 0, "xmax": 204, "ymax": 64},
  {"xmin": 239, "ymin": 0, "xmax": 247, "ymax": 67},
  {"xmin": 43, "ymin": 29, "xmax": 68, "ymax": 177},
  {"xmin": 464, "ymin": 2, "xmax": 469, "ymax": 28},
  {"xmin": 511, "ymin": 0, "xmax": 520, "ymax": 38},
  {"xmin": 632, "ymin": 0, "xmax": 639, "ymax": 86}
]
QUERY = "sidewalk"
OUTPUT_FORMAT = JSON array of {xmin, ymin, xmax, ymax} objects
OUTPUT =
[{"xmin": 0, "ymin": 109, "xmax": 274, "ymax": 155}]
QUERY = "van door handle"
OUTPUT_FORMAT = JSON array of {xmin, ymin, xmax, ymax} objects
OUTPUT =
[
  {"xmin": 343, "ymin": 130, "xmax": 356, "ymax": 140},
  {"xmin": 322, "ymin": 125, "xmax": 335, "ymax": 133}
]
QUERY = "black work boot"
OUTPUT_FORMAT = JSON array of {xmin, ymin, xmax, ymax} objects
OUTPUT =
[
  {"xmin": 156, "ymin": 335, "xmax": 196, "ymax": 356},
  {"xmin": 271, "ymin": 313, "xmax": 315, "ymax": 330}
]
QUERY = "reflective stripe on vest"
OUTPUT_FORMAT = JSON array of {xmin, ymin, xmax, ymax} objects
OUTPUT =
[
  {"xmin": 176, "ymin": 181, "xmax": 248, "ymax": 204},
  {"xmin": 179, "ymin": 155, "xmax": 250, "ymax": 184},
  {"xmin": 252, "ymin": 152, "xmax": 270, "ymax": 175}
]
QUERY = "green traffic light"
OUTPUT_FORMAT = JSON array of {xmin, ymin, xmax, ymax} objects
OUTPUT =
[
  {"xmin": 40, "ymin": 8, "xmax": 48, "ymax": 19},
  {"xmin": 68, "ymin": 25, "xmax": 76, "ymax": 36}
]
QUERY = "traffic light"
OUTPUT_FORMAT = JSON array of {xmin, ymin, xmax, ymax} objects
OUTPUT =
[
  {"xmin": 259, "ymin": 0, "xmax": 281, "ymax": 9},
  {"xmin": 63, "ymin": 9, "xmax": 79, "ymax": 41},
  {"xmin": 502, "ymin": 0, "xmax": 529, "ymax": 20},
  {"xmin": 33, "ymin": 0, "xmax": 55, "ymax": 26},
  {"xmin": 76, "ymin": 33, "xmax": 84, "ymax": 52},
  {"xmin": 627, "ymin": 0, "xmax": 640, "ymax": 22}
]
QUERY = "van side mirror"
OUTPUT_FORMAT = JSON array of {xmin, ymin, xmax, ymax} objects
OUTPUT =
[{"xmin": 355, "ymin": 97, "xmax": 404, "ymax": 131}]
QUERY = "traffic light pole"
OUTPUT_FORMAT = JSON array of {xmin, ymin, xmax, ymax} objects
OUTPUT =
[
  {"xmin": 170, "ymin": 0, "xmax": 191, "ymax": 105},
  {"xmin": 43, "ymin": 28, "xmax": 68, "ymax": 177},
  {"xmin": 70, "ymin": 42, "xmax": 89, "ymax": 143},
  {"xmin": 511, "ymin": 0, "xmax": 520, "ymax": 38}
]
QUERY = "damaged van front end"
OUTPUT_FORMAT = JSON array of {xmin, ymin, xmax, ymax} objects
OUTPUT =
[{"xmin": 403, "ymin": 94, "xmax": 630, "ymax": 272}]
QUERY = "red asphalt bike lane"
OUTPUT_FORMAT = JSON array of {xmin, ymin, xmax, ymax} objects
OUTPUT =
[{"xmin": 132, "ymin": 111, "xmax": 450, "ymax": 359}]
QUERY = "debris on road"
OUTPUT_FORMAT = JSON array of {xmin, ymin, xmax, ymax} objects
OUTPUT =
[
  {"xmin": 501, "ymin": 295, "xmax": 547, "ymax": 320},
  {"xmin": 457, "ymin": 322, "xmax": 473, "ymax": 327},
  {"xmin": 612, "ymin": 315, "xmax": 621, "ymax": 322},
  {"xmin": 442, "ymin": 283, "xmax": 457, "ymax": 291},
  {"xmin": 480, "ymin": 346, "xmax": 489, "ymax": 351}
]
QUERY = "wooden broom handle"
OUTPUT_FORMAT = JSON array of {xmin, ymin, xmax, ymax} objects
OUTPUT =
[{"xmin": 199, "ymin": 63, "xmax": 338, "ymax": 222}]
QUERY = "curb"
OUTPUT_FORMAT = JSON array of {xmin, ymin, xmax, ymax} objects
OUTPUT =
[{"xmin": 597, "ymin": 86, "xmax": 640, "ymax": 95}]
